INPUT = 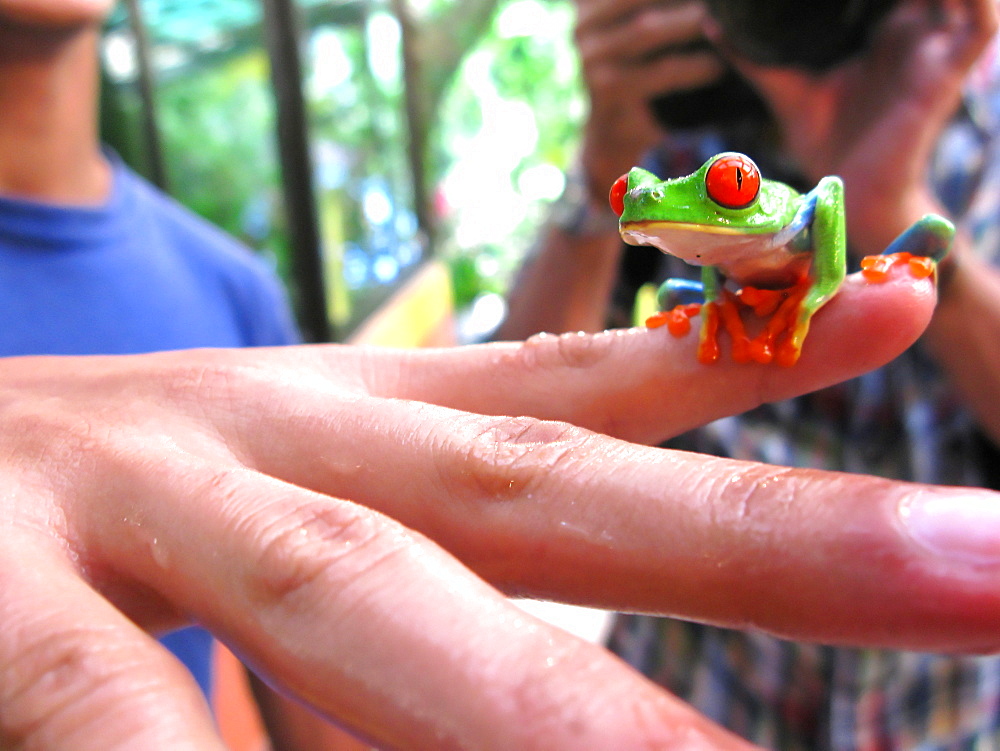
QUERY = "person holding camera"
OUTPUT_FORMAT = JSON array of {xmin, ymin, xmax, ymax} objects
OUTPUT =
[{"xmin": 502, "ymin": 0, "xmax": 1000, "ymax": 747}]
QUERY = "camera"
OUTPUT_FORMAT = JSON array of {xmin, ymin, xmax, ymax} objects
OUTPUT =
[
  {"xmin": 648, "ymin": 67, "xmax": 768, "ymax": 130},
  {"xmin": 647, "ymin": 0, "xmax": 900, "ymax": 131},
  {"xmin": 704, "ymin": 0, "xmax": 899, "ymax": 72}
]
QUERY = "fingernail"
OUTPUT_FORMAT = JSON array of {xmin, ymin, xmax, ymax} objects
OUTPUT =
[{"xmin": 899, "ymin": 491, "xmax": 1000, "ymax": 566}]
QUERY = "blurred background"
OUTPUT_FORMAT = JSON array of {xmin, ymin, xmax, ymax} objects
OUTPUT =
[{"xmin": 101, "ymin": 0, "xmax": 585, "ymax": 346}]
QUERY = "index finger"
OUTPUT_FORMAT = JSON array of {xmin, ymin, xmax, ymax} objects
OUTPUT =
[
  {"xmin": 358, "ymin": 268, "xmax": 937, "ymax": 444},
  {"xmin": 575, "ymin": 0, "xmax": 684, "ymax": 31}
]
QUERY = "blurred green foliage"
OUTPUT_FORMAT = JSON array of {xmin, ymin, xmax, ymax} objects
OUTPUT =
[
  {"xmin": 435, "ymin": 0, "xmax": 584, "ymax": 310},
  {"xmin": 101, "ymin": 0, "xmax": 583, "ymax": 333}
]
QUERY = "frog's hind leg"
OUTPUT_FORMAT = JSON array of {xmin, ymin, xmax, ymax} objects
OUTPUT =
[
  {"xmin": 656, "ymin": 278, "xmax": 705, "ymax": 309},
  {"xmin": 645, "ymin": 278, "xmax": 705, "ymax": 336},
  {"xmin": 758, "ymin": 281, "xmax": 812, "ymax": 366},
  {"xmin": 715, "ymin": 289, "xmax": 753, "ymax": 363},
  {"xmin": 692, "ymin": 267, "xmax": 746, "ymax": 365},
  {"xmin": 860, "ymin": 214, "xmax": 955, "ymax": 283},
  {"xmin": 883, "ymin": 213, "xmax": 954, "ymax": 261}
]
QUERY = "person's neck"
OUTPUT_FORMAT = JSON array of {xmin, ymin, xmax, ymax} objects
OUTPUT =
[{"xmin": 0, "ymin": 22, "xmax": 111, "ymax": 206}]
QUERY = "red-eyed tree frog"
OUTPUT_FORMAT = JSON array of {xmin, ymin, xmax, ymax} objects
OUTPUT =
[{"xmin": 609, "ymin": 152, "xmax": 954, "ymax": 367}]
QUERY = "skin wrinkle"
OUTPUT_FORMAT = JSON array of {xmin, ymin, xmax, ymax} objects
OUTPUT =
[
  {"xmin": 41, "ymin": 660, "xmax": 213, "ymax": 751},
  {"xmin": 722, "ymin": 474, "xmax": 925, "ymax": 641},
  {"xmin": 0, "ymin": 613, "xmax": 192, "ymax": 749},
  {"xmin": 1, "ymin": 622, "xmax": 113, "ymax": 718},
  {"xmin": 552, "ymin": 328, "xmax": 620, "ymax": 370},
  {"xmin": 433, "ymin": 413, "xmax": 589, "ymax": 506},
  {"xmin": 247, "ymin": 537, "xmax": 574, "ymax": 750},
  {"xmin": 501, "ymin": 640, "xmax": 626, "ymax": 747},
  {"xmin": 518, "ymin": 329, "xmax": 618, "ymax": 372},
  {"xmin": 709, "ymin": 465, "xmax": 818, "ymax": 622},
  {"xmin": 716, "ymin": 464, "xmax": 801, "ymax": 528},
  {"xmin": 360, "ymin": 346, "xmax": 428, "ymax": 403},
  {"xmin": 120, "ymin": 464, "xmax": 503, "ymax": 751},
  {"xmin": 1, "ymin": 402, "xmax": 104, "ymax": 485},
  {"xmin": 250, "ymin": 499, "xmax": 404, "ymax": 612}
]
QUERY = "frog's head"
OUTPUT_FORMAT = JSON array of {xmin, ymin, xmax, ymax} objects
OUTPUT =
[{"xmin": 610, "ymin": 153, "xmax": 801, "ymax": 267}]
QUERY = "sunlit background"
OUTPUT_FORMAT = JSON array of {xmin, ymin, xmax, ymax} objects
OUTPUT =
[{"xmin": 101, "ymin": 0, "xmax": 586, "ymax": 342}]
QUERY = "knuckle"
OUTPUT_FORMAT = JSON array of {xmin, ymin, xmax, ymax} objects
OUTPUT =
[
  {"xmin": 2, "ymin": 627, "xmax": 93, "ymax": 738},
  {"xmin": 436, "ymin": 414, "xmax": 595, "ymax": 505},
  {"xmin": 499, "ymin": 641, "xmax": 689, "ymax": 750},
  {"xmin": 1, "ymin": 403, "xmax": 125, "ymax": 489},
  {"xmin": 0, "ymin": 623, "xmax": 169, "ymax": 746},
  {"xmin": 151, "ymin": 355, "xmax": 320, "ymax": 414},
  {"xmin": 249, "ymin": 496, "xmax": 412, "ymax": 608},
  {"xmin": 154, "ymin": 360, "xmax": 248, "ymax": 409},
  {"xmin": 517, "ymin": 330, "xmax": 617, "ymax": 373},
  {"xmin": 712, "ymin": 464, "xmax": 801, "ymax": 534}
]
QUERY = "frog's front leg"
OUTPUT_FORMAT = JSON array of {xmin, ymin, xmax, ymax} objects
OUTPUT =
[
  {"xmin": 777, "ymin": 176, "xmax": 847, "ymax": 367},
  {"xmin": 694, "ymin": 266, "xmax": 754, "ymax": 364}
]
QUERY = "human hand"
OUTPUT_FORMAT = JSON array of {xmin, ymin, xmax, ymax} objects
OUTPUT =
[
  {"xmin": 574, "ymin": 0, "xmax": 725, "ymax": 199},
  {"xmin": 4, "ymin": 269, "xmax": 999, "ymax": 750},
  {"xmin": 724, "ymin": 0, "xmax": 998, "ymax": 256}
]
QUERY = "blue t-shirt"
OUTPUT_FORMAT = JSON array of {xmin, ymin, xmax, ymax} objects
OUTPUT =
[{"xmin": 0, "ymin": 155, "xmax": 300, "ymax": 698}]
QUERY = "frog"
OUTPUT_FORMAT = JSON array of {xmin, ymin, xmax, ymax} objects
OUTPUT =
[{"xmin": 609, "ymin": 152, "xmax": 954, "ymax": 366}]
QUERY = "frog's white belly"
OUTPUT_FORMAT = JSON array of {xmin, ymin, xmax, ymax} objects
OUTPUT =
[{"xmin": 621, "ymin": 221, "xmax": 811, "ymax": 289}]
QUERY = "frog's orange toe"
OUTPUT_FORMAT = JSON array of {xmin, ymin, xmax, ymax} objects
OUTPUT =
[
  {"xmin": 860, "ymin": 254, "xmax": 893, "ymax": 283},
  {"xmin": 645, "ymin": 311, "xmax": 671, "ymax": 329},
  {"xmin": 646, "ymin": 304, "xmax": 701, "ymax": 337},
  {"xmin": 776, "ymin": 342, "xmax": 802, "ymax": 368},
  {"xmin": 861, "ymin": 252, "xmax": 937, "ymax": 283},
  {"xmin": 696, "ymin": 302, "xmax": 721, "ymax": 364},
  {"xmin": 908, "ymin": 256, "xmax": 935, "ymax": 278},
  {"xmin": 739, "ymin": 286, "xmax": 785, "ymax": 317},
  {"xmin": 748, "ymin": 339, "xmax": 774, "ymax": 364},
  {"xmin": 697, "ymin": 339, "xmax": 721, "ymax": 365}
]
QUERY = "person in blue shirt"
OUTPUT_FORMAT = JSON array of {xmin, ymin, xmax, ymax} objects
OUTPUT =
[{"xmin": 5, "ymin": 2, "xmax": 1000, "ymax": 750}]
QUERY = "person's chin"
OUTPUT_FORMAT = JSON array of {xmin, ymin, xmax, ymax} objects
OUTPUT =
[{"xmin": 0, "ymin": 0, "xmax": 114, "ymax": 29}]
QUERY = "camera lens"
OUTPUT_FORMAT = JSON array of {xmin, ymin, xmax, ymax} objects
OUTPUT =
[{"xmin": 704, "ymin": 0, "xmax": 899, "ymax": 71}]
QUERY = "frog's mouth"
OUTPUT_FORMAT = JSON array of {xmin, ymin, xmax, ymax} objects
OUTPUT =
[
  {"xmin": 620, "ymin": 220, "xmax": 773, "ymax": 261},
  {"xmin": 620, "ymin": 220, "xmax": 810, "ymax": 288},
  {"xmin": 624, "ymin": 221, "xmax": 748, "ymax": 236}
]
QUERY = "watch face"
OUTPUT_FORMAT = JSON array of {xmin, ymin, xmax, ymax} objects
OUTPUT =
[{"xmin": 704, "ymin": 0, "xmax": 899, "ymax": 71}]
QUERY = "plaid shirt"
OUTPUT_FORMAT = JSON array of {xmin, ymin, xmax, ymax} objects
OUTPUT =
[{"xmin": 607, "ymin": 41, "xmax": 1000, "ymax": 750}]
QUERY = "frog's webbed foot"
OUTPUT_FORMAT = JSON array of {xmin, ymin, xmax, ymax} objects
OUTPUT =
[
  {"xmin": 646, "ymin": 304, "xmax": 702, "ymax": 337},
  {"xmin": 885, "ymin": 213, "xmax": 954, "ymax": 261},
  {"xmin": 735, "ymin": 281, "xmax": 813, "ymax": 367},
  {"xmin": 648, "ymin": 278, "xmax": 806, "ymax": 365},
  {"xmin": 645, "ymin": 279, "xmax": 749, "ymax": 362},
  {"xmin": 647, "ymin": 277, "xmax": 829, "ymax": 367},
  {"xmin": 702, "ymin": 291, "xmax": 754, "ymax": 364},
  {"xmin": 681, "ymin": 297, "xmax": 735, "ymax": 365},
  {"xmin": 861, "ymin": 213, "xmax": 955, "ymax": 283}
]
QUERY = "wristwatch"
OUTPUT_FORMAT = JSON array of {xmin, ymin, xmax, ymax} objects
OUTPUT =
[{"xmin": 548, "ymin": 164, "xmax": 621, "ymax": 237}]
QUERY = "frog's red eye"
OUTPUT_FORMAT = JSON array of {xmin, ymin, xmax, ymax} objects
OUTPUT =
[
  {"xmin": 610, "ymin": 174, "xmax": 629, "ymax": 217},
  {"xmin": 705, "ymin": 154, "xmax": 760, "ymax": 209}
]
